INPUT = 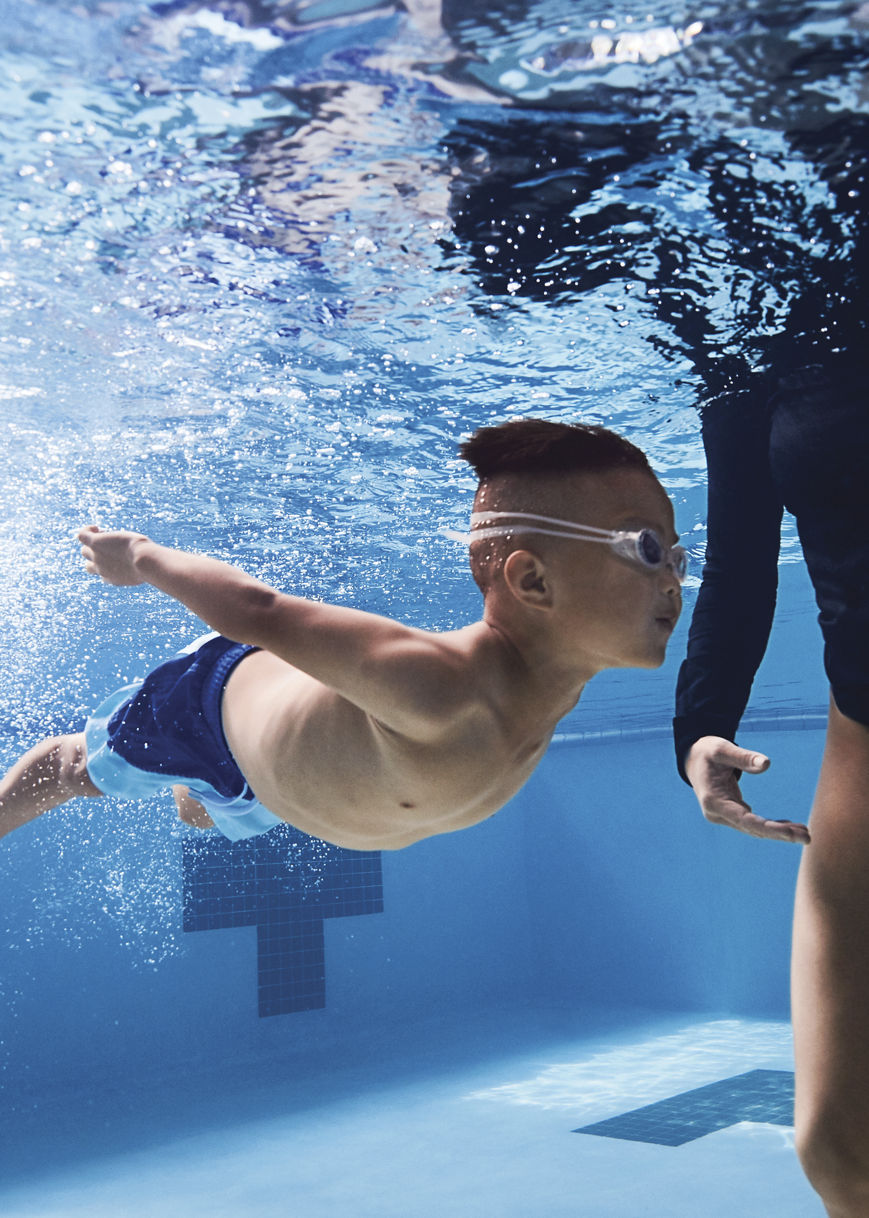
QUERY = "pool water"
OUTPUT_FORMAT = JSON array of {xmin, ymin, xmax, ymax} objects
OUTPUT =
[
  {"xmin": 0, "ymin": 1012, "xmax": 814, "ymax": 1217},
  {"xmin": 0, "ymin": 1, "xmax": 863, "ymax": 1213}
]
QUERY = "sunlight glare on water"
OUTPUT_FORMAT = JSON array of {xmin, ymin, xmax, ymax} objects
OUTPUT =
[{"xmin": 464, "ymin": 1018, "xmax": 794, "ymax": 1120}]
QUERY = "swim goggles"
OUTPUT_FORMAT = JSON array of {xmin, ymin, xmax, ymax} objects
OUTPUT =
[{"xmin": 442, "ymin": 511, "xmax": 687, "ymax": 582}]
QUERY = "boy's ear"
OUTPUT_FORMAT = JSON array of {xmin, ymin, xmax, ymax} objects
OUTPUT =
[{"xmin": 503, "ymin": 549, "xmax": 553, "ymax": 608}]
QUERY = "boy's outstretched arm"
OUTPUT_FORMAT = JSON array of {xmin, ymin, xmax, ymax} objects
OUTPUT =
[{"xmin": 77, "ymin": 527, "xmax": 473, "ymax": 734}]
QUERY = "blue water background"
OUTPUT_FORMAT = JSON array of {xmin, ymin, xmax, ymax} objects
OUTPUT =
[
  {"xmin": 6, "ymin": 0, "xmax": 859, "ymax": 726},
  {"xmin": 0, "ymin": 0, "xmax": 861, "ymax": 1139}
]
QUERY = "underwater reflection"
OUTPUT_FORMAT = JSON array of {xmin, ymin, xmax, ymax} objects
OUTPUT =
[
  {"xmin": 136, "ymin": 0, "xmax": 866, "ymax": 409},
  {"xmin": 441, "ymin": 1, "xmax": 867, "ymax": 398}
]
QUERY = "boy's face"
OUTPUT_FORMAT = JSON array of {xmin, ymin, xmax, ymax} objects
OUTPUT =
[{"xmin": 542, "ymin": 467, "xmax": 682, "ymax": 672}]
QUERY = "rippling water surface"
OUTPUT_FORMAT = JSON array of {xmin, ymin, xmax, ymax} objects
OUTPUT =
[
  {"xmin": 2, "ymin": 0, "xmax": 866, "ymax": 704},
  {"xmin": 0, "ymin": 0, "xmax": 865, "ymax": 942}
]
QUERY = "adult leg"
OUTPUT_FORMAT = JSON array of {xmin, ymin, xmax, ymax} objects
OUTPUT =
[
  {"xmin": 792, "ymin": 697, "xmax": 869, "ymax": 1216},
  {"xmin": 0, "ymin": 733, "xmax": 101, "ymax": 838}
]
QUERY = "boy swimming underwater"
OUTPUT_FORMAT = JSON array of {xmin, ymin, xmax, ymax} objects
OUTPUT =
[{"xmin": 0, "ymin": 419, "xmax": 683, "ymax": 848}]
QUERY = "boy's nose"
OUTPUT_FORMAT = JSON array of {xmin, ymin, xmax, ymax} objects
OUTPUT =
[{"xmin": 661, "ymin": 565, "xmax": 683, "ymax": 598}]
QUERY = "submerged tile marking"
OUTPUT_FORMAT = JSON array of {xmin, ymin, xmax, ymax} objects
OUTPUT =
[
  {"xmin": 182, "ymin": 826, "xmax": 383, "ymax": 1017},
  {"xmin": 574, "ymin": 1069, "xmax": 794, "ymax": 1146}
]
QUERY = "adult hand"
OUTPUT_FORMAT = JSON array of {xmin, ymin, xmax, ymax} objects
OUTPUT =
[
  {"xmin": 77, "ymin": 525, "xmax": 148, "ymax": 586},
  {"xmin": 684, "ymin": 735, "xmax": 810, "ymax": 844}
]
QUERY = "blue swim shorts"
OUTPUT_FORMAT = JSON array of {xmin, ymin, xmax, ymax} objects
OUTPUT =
[{"xmin": 84, "ymin": 633, "xmax": 285, "ymax": 841}]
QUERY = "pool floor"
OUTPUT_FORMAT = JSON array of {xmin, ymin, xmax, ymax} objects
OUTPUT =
[{"xmin": 0, "ymin": 1008, "xmax": 823, "ymax": 1217}]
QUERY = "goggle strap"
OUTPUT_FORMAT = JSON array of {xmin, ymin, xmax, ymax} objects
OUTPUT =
[
  {"xmin": 441, "ymin": 525, "xmax": 626, "ymax": 545},
  {"xmin": 469, "ymin": 511, "xmax": 622, "ymax": 541},
  {"xmin": 441, "ymin": 522, "xmax": 687, "ymax": 582}
]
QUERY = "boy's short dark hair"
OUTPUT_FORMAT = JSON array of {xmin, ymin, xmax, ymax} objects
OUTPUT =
[
  {"xmin": 459, "ymin": 418, "xmax": 652, "ymax": 480},
  {"xmin": 458, "ymin": 418, "xmax": 655, "ymax": 595}
]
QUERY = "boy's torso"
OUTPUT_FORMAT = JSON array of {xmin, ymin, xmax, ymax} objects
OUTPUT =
[{"xmin": 221, "ymin": 642, "xmax": 558, "ymax": 850}]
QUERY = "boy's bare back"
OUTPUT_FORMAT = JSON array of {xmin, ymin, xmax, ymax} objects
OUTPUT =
[{"xmin": 221, "ymin": 626, "xmax": 555, "ymax": 850}]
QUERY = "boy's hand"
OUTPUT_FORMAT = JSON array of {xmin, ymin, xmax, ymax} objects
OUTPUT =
[
  {"xmin": 77, "ymin": 526, "xmax": 147, "ymax": 586},
  {"xmin": 684, "ymin": 735, "xmax": 810, "ymax": 844}
]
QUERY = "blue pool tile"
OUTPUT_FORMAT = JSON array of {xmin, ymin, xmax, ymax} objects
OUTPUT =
[
  {"xmin": 183, "ymin": 824, "xmax": 383, "ymax": 1017},
  {"xmin": 574, "ymin": 1069, "xmax": 794, "ymax": 1146}
]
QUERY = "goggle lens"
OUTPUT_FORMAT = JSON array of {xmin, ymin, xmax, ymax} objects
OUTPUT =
[
  {"xmin": 637, "ymin": 529, "xmax": 664, "ymax": 566},
  {"xmin": 635, "ymin": 529, "xmax": 687, "ymax": 582}
]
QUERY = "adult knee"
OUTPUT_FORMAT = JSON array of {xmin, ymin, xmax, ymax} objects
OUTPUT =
[{"xmin": 797, "ymin": 1117, "xmax": 869, "ymax": 1216}]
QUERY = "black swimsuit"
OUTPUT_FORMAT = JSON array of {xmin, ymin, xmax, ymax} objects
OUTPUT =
[{"xmin": 674, "ymin": 357, "xmax": 869, "ymax": 779}]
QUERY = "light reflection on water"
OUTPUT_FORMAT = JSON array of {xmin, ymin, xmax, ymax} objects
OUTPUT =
[
  {"xmin": 2, "ymin": 0, "xmax": 862, "ymax": 677},
  {"xmin": 464, "ymin": 1018, "xmax": 794, "ymax": 1120}
]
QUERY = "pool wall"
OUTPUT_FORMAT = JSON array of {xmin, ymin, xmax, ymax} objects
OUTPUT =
[
  {"xmin": 516, "ymin": 730, "xmax": 817, "ymax": 1016},
  {"xmin": 0, "ymin": 725, "xmax": 820, "ymax": 1106}
]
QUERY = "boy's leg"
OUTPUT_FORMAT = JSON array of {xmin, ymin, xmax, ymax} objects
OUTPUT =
[
  {"xmin": 792, "ymin": 697, "xmax": 869, "ymax": 1216},
  {"xmin": 172, "ymin": 785, "xmax": 215, "ymax": 829},
  {"xmin": 0, "ymin": 733, "xmax": 101, "ymax": 838}
]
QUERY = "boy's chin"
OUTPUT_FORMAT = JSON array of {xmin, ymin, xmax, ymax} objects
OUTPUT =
[
  {"xmin": 608, "ymin": 634, "xmax": 670, "ymax": 670},
  {"xmin": 630, "ymin": 645, "xmax": 668, "ymax": 670}
]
